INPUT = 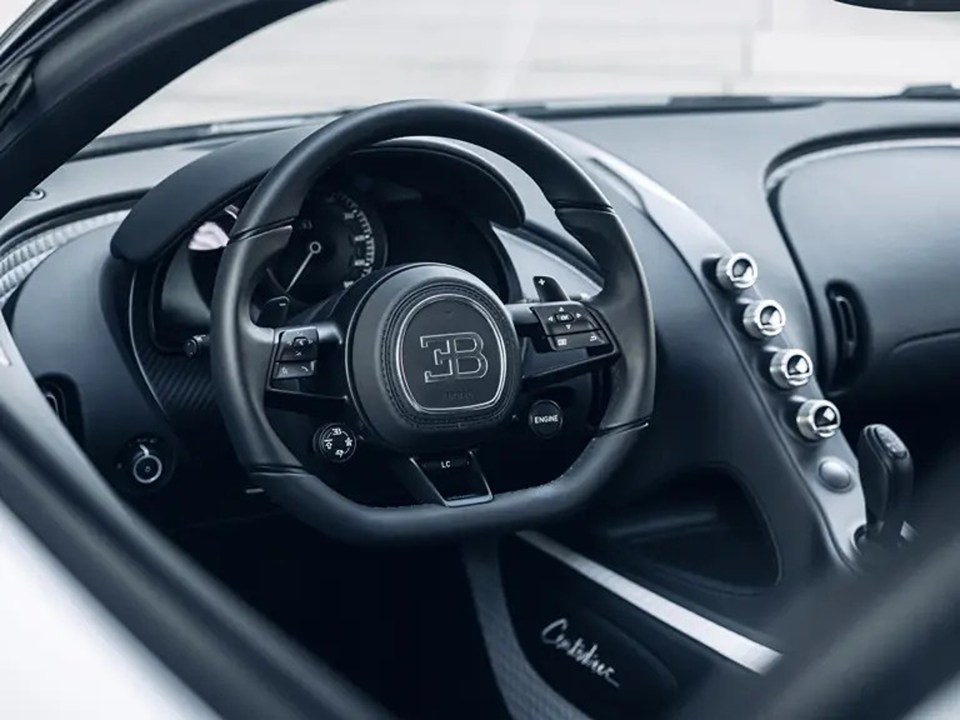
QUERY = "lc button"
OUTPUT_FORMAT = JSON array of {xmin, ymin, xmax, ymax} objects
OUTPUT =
[{"xmin": 528, "ymin": 399, "xmax": 563, "ymax": 439}]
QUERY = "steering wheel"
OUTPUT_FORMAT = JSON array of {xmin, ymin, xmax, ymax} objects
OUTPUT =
[{"xmin": 210, "ymin": 100, "xmax": 655, "ymax": 543}]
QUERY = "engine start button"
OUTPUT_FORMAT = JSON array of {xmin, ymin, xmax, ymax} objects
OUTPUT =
[{"xmin": 528, "ymin": 399, "xmax": 564, "ymax": 439}]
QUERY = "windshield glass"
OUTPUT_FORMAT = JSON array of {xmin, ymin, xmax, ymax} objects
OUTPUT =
[{"xmin": 6, "ymin": 0, "xmax": 960, "ymax": 135}]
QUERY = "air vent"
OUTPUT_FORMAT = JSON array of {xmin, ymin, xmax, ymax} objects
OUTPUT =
[{"xmin": 826, "ymin": 283, "xmax": 865, "ymax": 387}]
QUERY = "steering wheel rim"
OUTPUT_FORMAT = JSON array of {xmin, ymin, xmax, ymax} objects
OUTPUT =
[{"xmin": 210, "ymin": 100, "xmax": 655, "ymax": 543}]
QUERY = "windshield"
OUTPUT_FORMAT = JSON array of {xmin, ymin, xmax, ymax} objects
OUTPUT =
[{"xmin": 6, "ymin": 0, "xmax": 960, "ymax": 135}]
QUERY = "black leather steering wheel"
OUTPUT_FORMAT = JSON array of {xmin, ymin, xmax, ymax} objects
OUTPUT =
[{"xmin": 210, "ymin": 100, "xmax": 655, "ymax": 543}]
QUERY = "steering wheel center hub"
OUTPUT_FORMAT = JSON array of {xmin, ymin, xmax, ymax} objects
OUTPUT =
[
  {"xmin": 348, "ymin": 265, "xmax": 521, "ymax": 451},
  {"xmin": 396, "ymin": 293, "xmax": 508, "ymax": 413}
]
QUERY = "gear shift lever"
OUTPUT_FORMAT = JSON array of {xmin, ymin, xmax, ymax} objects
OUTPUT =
[{"xmin": 857, "ymin": 424, "xmax": 913, "ymax": 551}]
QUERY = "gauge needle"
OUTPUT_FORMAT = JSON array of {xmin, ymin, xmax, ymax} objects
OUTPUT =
[{"xmin": 285, "ymin": 240, "xmax": 323, "ymax": 292}]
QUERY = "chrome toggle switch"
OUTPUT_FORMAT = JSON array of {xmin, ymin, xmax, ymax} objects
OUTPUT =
[{"xmin": 742, "ymin": 300, "xmax": 786, "ymax": 339}]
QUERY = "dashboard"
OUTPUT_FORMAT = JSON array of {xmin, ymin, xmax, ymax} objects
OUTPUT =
[{"xmin": 3, "ymin": 96, "xmax": 960, "ymax": 646}]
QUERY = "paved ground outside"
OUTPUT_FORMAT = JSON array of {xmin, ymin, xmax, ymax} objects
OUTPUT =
[{"xmin": 2, "ymin": 0, "xmax": 960, "ymax": 133}]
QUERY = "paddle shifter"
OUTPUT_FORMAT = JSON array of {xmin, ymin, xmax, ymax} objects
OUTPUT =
[{"xmin": 857, "ymin": 424, "xmax": 913, "ymax": 552}]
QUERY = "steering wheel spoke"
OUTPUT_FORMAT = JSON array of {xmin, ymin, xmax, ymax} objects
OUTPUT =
[
  {"xmin": 507, "ymin": 300, "xmax": 620, "ymax": 390},
  {"xmin": 264, "ymin": 386, "xmax": 346, "ymax": 413},
  {"xmin": 392, "ymin": 451, "xmax": 493, "ymax": 508}
]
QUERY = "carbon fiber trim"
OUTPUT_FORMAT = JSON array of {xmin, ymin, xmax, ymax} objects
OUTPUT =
[
  {"xmin": 0, "ymin": 211, "xmax": 129, "ymax": 307},
  {"xmin": 463, "ymin": 541, "xmax": 589, "ymax": 720},
  {"xmin": 132, "ymin": 331, "xmax": 220, "ymax": 436},
  {"xmin": 126, "ymin": 262, "xmax": 224, "ymax": 448}
]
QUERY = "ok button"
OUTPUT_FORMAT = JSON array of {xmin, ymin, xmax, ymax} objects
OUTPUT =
[{"xmin": 528, "ymin": 399, "xmax": 564, "ymax": 439}]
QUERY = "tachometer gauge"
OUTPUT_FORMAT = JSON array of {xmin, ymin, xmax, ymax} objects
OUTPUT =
[{"xmin": 272, "ymin": 189, "xmax": 385, "ymax": 301}]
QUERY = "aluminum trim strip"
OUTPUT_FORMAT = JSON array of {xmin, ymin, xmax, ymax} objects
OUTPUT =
[
  {"xmin": 766, "ymin": 137, "xmax": 960, "ymax": 192},
  {"xmin": 518, "ymin": 531, "xmax": 782, "ymax": 674}
]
